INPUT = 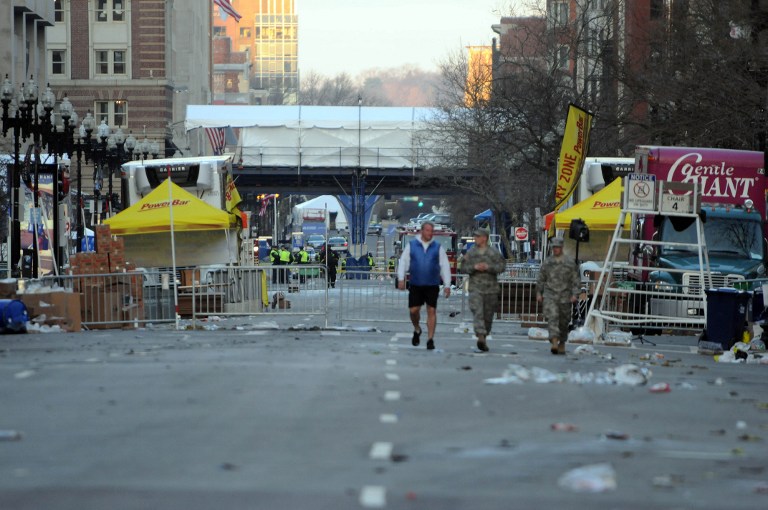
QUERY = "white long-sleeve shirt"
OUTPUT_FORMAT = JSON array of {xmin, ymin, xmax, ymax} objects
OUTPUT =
[{"xmin": 397, "ymin": 235, "xmax": 452, "ymax": 286}]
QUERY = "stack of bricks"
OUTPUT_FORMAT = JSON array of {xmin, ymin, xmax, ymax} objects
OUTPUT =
[{"xmin": 68, "ymin": 224, "xmax": 144, "ymax": 328}]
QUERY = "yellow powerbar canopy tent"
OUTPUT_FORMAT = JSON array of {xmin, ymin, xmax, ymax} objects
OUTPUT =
[
  {"xmin": 104, "ymin": 178, "xmax": 236, "ymax": 234},
  {"xmin": 545, "ymin": 178, "xmax": 630, "ymax": 233}
]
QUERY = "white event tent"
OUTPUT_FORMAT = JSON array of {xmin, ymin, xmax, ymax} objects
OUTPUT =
[{"xmin": 292, "ymin": 195, "xmax": 348, "ymax": 231}]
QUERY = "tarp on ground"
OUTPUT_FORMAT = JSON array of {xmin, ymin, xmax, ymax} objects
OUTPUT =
[
  {"xmin": 104, "ymin": 178, "xmax": 236, "ymax": 234},
  {"xmin": 544, "ymin": 178, "xmax": 629, "ymax": 232}
]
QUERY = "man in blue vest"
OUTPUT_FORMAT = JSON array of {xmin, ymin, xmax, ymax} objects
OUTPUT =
[{"xmin": 396, "ymin": 221, "xmax": 451, "ymax": 350}]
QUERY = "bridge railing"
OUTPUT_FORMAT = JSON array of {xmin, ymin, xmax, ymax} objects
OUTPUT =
[{"xmin": 240, "ymin": 145, "xmax": 467, "ymax": 169}]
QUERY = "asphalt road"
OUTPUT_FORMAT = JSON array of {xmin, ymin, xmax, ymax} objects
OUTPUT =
[{"xmin": 2, "ymin": 317, "xmax": 767, "ymax": 510}]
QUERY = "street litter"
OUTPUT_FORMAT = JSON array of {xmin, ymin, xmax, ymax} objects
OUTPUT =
[
  {"xmin": 0, "ymin": 430, "xmax": 22, "ymax": 441},
  {"xmin": 527, "ymin": 327, "xmax": 549, "ymax": 340},
  {"xmin": 551, "ymin": 423, "xmax": 578, "ymax": 432},
  {"xmin": 557, "ymin": 463, "xmax": 617, "ymax": 493},
  {"xmin": 649, "ymin": 382, "xmax": 671, "ymax": 393},
  {"xmin": 484, "ymin": 363, "xmax": 651, "ymax": 386},
  {"xmin": 713, "ymin": 341, "xmax": 768, "ymax": 364},
  {"xmin": 568, "ymin": 326, "xmax": 594, "ymax": 344},
  {"xmin": 598, "ymin": 330, "xmax": 633, "ymax": 346}
]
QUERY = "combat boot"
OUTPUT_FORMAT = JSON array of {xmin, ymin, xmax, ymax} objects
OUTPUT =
[
  {"xmin": 550, "ymin": 337, "xmax": 559, "ymax": 355},
  {"xmin": 557, "ymin": 339, "xmax": 566, "ymax": 355},
  {"xmin": 476, "ymin": 334, "xmax": 489, "ymax": 352}
]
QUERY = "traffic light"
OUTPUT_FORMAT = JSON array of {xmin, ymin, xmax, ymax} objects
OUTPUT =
[{"xmin": 418, "ymin": 200, "xmax": 423, "ymax": 207}]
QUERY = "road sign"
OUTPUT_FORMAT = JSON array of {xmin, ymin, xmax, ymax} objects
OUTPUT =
[
  {"xmin": 514, "ymin": 227, "xmax": 528, "ymax": 241},
  {"xmin": 625, "ymin": 174, "xmax": 656, "ymax": 211}
]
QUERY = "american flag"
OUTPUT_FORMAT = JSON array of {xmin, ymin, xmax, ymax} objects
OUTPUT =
[
  {"xmin": 212, "ymin": 0, "xmax": 242, "ymax": 23},
  {"xmin": 258, "ymin": 194, "xmax": 276, "ymax": 216},
  {"xmin": 205, "ymin": 127, "xmax": 226, "ymax": 155}
]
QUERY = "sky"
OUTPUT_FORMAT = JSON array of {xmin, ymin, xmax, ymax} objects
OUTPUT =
[{"xmin": 296, "ymin": 0, "xmax": 528, "ymax": 77}]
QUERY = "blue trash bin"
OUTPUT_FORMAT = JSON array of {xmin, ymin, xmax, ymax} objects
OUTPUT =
[{"xmin": 704, "ymin": 288, "xmax": 751, "ymax": 350}]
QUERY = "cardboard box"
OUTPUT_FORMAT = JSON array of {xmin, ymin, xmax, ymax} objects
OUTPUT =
[
  {"xmin": 0, "ymin": 280, "xmax": 18, "ymax": 299},
  {"xmin": 20, "ymin": 291, "xmax": 81, "ymax": 332}
]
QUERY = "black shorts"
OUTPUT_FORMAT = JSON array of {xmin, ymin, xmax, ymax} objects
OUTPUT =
[{"xmin": 408, "ymin": 285, "xmax": 440, "ymax": 308}]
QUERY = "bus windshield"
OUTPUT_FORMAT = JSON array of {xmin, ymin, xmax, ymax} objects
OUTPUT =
[{"xmin": 661, "ymin": 217, "xmax": 762, "ymax": 260}]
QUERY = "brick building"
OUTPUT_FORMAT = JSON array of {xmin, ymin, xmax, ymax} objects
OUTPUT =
[{"xmin": 46, "ymin": 0, "xmax": 212, "ymax": 158}]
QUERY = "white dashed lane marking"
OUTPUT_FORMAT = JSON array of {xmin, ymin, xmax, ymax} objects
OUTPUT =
[
  {"xmin": 360, "ymin": 485, "xmax": 386, "ymax": 508},
  {"xmin": 385, "ymin": 359, "xmax": 397, "ymax": 366},
  {"xmin": 385, "ymin": 373, "xmax": 400, "ymax": 381},
  {"xmin": 369, "ymin": 442, "xmax": 393, "ymax": 460},
  {"xmin": 379, "ymin": 413, "xmax": 398, "ymax": 423},
  {"xmin": 383, "ymin": 391, "xmax": 401, "ymax": 401}
]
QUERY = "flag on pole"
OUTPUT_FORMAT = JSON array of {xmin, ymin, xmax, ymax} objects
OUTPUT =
[
  {"xmin": 258, "ymin": 194, "xmax": 276, "ymax": 217},
  {"xmin": 212, "ymin": 0, "xmax": 242, "ymax": 23},
  {"xmin": 205, "ymin": 127, "xmax": 226, "ymax": 155}
]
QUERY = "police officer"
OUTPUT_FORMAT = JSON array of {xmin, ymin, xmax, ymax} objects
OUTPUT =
[
  {"xmin": 269, "ymin": 245, "xmax": 280, "ymax": 284},
  {"xmin": 367, "ymin": 252, "xmax": 375, "ymax": 271},
  {"xmin": 278, "ymin": 245, "xmax": 292, "ymax": 283},
  {"xmin": 297, "ymin": 246, "xmax": 310, "ymax": 283},
  {"xmin": 319, "ymin": 246, "xmax": 339, "ymax": 288},
  {"xmin": 339, "ymin": 256, "xmax": 347, "ymax": 279},
  {"xmin": 460, "ymin": 228, "xmax": 506, "ymax": 352},
  {"xmin": 387, "ymin": 255, "xmax": 397, "ymax": 277},
  {"xmin": 536, "ymin": 237, "xmax": 580, "ymax": 355}
]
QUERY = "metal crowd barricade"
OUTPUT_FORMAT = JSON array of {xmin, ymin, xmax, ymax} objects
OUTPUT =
[
  {"xmin": 495, "ymin": 263, "xmax": 545, "ymax": 325},
  {"xmin": 337, "ymin": 270, "xmax": 467, "ymax": 325},
  {"xmin": 40, "ymin": 269, "xmax": 177, "ymax": 329},
  {"xmin": 188, "ymin": 264, "xmax": 329, "ymax": 327}
]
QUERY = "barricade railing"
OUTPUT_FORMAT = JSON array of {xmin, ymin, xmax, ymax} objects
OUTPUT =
[
  {"xmin": 39, "ymin": 269, "xmax": 176, "ymax": 329},
  {"xmin": 586, "ymin": 276, "xmax": 707, "ymax": 333},
  {"xmin": 337, "ymin": 271, "xmax": 467, "ymax": 325},
  {"xmin": 188, "ymin": 264, "xmax": 329, "ymax": 327},
  {"xmin": 35, "ymin": 265, "xmax": 330, "ymax": 330},
  {"xmin": 496, "ymin": 278, "xmax": 546, "ymax": 325}
]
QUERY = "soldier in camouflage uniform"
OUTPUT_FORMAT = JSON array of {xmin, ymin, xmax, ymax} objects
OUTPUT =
[
  {"xmin": 460, "ymin": 228, "xmax": 506, "ymax": 352},
  {"xmin": 536, "ymin": 237, "xmax": 580, "ymax": 354}
]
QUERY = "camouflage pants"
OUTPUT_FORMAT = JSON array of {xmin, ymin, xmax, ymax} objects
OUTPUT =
[
  {"xmin": 469, "ymin": 292, "xmax": 499, "ymax": 336},
  {"xmin": 543, "ymin": 299, "xmax": 571, "ymax": 341}
]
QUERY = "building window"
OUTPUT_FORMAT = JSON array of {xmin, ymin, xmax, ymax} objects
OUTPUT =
[
  {"xmin": 96, "ymin": 0, "xmax": 125, "ymax": 23},
  {"xmin": 55, "ymin": 1, "xmax": 64, "ymax": 23},
  {"xmin": 553, "ymin": 1, "xmax": 568, "ymax": 26},
  {"xmin": 557, "ymin": 45, "xmax": 569, "ymax": 69},
  {"xmin": 213, "ymin": 26, "xmax": 226, "ymax": 36},
  {"xmin": 240, "ymin": 27, "xmax": 252, "ymax": 38},
  {"xmin": 51, "ymin": 50, "xmax": 66, "ymax": 75},
  {"xmin": 95, "ymin": 50, "xmax": 128, "ymax": 76},
  {"xmin": 95, "ymin": 100, "xmax": 128, "ymax": 128}
]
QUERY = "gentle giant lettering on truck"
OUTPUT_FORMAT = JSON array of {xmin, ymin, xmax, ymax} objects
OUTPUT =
[{"xmin": 666, "ymin": 152, "xmax": 756, "ymax": 199}]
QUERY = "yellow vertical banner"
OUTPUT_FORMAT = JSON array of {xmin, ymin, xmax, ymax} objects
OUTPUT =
[{"xmin": 553, "ymin": 104, "xmax": 593, "ymax": 211}]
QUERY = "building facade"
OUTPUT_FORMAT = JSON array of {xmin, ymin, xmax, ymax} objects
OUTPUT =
[
  {"xmin": 46, "ymin": 0, "xmax": 212, "ymax": 158},
  {"xmin": 213, "ymin": 0, "xmax": 298, "ymax": 105}
]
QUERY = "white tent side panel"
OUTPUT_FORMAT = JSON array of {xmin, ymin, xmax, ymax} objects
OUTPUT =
[
  {"xmin": 186, "ymin": 105, "xmax": 440, "ymax": 168},
  {"xmin": 123, "ymin": 231, "xmax": 238, "ymax": 267}
]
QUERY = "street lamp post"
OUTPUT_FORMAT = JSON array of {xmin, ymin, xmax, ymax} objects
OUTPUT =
[{"xmin": 1, "ymin": 75, "xmax": 159, "ymax": 276}]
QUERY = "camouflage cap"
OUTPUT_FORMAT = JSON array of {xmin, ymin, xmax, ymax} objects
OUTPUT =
[
  {"xmin": 473, "ymin": 228, "xmax": 490, "ymax": 237},
  {"xmin": 551, "ymin": 237, "xmax": 564, "ymax": 247}
]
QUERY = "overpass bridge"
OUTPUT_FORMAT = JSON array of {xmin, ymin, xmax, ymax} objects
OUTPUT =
[{"xmin": 185, "ymin": 105, "xmax": 471, "ymax": 247}]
